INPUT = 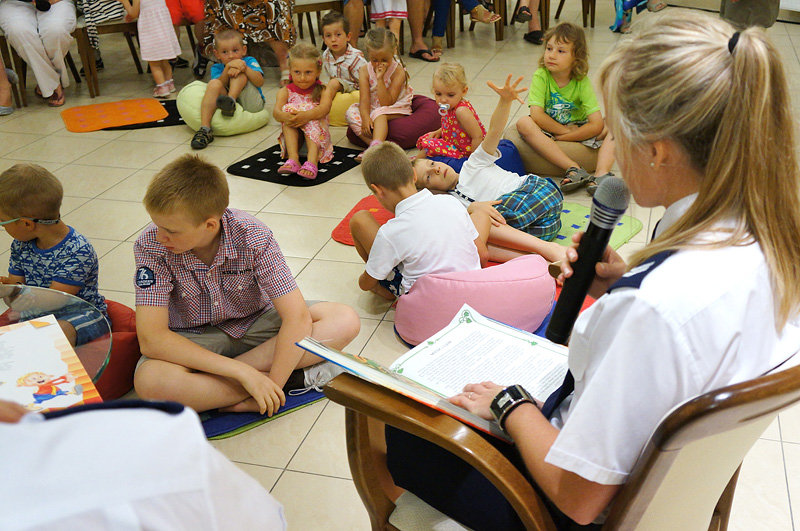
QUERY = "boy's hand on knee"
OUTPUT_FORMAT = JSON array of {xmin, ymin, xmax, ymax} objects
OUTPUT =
[
  {"xmin": 237, "ymin": 366, "xmax": 286, "ymax": 416},
  {"xmin": 468, "ymin": 200, "xmax": 506, "ymax": 226}
]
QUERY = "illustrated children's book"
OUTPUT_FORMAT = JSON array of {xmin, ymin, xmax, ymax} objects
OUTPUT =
[
  {"xmin": 297, "ymin": 304, "xmax": 569, "ymax": 441},
  {"xmin": 0, "ymin": 315, "xmax": 102, "ymax": 412}
]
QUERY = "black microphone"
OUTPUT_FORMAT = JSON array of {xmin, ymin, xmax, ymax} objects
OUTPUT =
[{"xmin": 546, "ymin": 176, "xmax": 630, "ymax": 345}]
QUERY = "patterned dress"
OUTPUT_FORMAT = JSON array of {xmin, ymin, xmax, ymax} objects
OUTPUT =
[
  {"xmin": 416, "ymin": 99, "xmax": 485, "ymax": 158},
  {"xmin": 279, "ymin": 83, "xmax": 333, "ymax": 164},
  {"xmin": 345, "ymin": 61, "xmax": 413, "ymax": 136},
  {"xmin": 137, "ymin": 0, "xmax": 182, "ymax": 62},
  {"xmin": 203, "ymin": 0, "xmax": 295, "ymax": 58}
]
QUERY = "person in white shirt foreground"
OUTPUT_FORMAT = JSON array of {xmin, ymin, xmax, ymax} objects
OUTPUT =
[
  {"xmin": 0, "ymin": 399, "xmax": 287, "ymax": 530},
  {"xmin": 383, "ymin": 11, "xmax": 800, "ymax": 529}
]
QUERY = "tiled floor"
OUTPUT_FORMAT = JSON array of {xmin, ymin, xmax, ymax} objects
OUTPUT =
[{"xmin": 3, "ymin": 2, "xmax": 799, "ymax": 528}]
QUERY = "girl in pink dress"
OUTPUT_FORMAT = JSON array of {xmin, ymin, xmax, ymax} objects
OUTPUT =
[
  {"xmin": 416, "ymin": 63, "xmax": 486, "ymax": 159},
  {"xmin": 117, "ymin": 0, "xmax": 182, "ymax": 98},
  {"xmin": 273, "ymin": 44, "xmax": 334, "ymax": 180},
  {"xmin": 345, "ymin": 28, "xmax": 413, "ymax": 161}
]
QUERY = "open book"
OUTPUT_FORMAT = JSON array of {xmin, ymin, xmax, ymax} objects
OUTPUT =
[
  {"xmin": 0, "ymin": 315, "xmax": 102, "ymax": 413},
  {"xmin": 298, "ymin": 304, "xmax": 569, "ymax": 441}
]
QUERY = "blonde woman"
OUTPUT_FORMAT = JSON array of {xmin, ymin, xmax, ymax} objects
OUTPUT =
[{"xmin": 383, "ymin": 11, "xmax": 800, "ymax": 529}]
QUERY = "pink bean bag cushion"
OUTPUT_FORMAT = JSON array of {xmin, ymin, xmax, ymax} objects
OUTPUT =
[
  {"xmin": 346, "ymin": 95, "xmax": 441, "ymax": 150},
  {"xmin": 394, "ymin": 254, "xmax": 556, "ymax": 346}
]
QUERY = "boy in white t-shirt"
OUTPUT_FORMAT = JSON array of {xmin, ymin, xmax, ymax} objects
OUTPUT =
[
  {"xmin": 350, "ymin": 141, "xmax": 488, "ymax": 300},
  {"xmin": 414, "ymin": 76, "xmax": 566, "ymax": 264}
]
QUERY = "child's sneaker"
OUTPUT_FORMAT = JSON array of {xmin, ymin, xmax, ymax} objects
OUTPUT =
[
  {"xmin": 287, "ymin": 361, "xmax": 345, "ymax": 396},
  {"xmin": 191, "ymin": 126, "xmax": 214, "ymax": 150},
  {"xmin": 216, "ymin": 95, "xmax": 236, "ymax": 116},
  {"xmin": 153, "ymin": 82, "xmax": 171, "ymax": 99},
  {"xmin": 167, "ymin": 79, "xmax": 176, "ymax": 93}
]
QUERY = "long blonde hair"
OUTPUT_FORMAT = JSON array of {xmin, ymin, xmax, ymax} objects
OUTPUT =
[{"xmin": 599, "ymin": 10, "xmax": 800, "ymax": 327}]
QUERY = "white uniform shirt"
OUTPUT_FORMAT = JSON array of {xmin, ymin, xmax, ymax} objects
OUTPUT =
[
  {"xmin": 450, "ymin": 144, "xmax": 527, "ymax": 206},
  {"xmin": 366, "ymin": 189, "xmax": 480, "ymax": 294},
  {"xmin": 0, "ymin": 407, "xmax": 287, "ymax": 530},
  {"xmin": 545, "ymin": 198, "xmax": 800, "ymax": 485}
]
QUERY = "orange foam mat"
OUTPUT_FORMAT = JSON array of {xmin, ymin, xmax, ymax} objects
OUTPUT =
[
  {"xmin": 332, "ymin": 195, "xmax": 395, "ymax": 246},
  {"xmin": 61, "ymin": 98, "xmax": 169, "ymax": 133}
]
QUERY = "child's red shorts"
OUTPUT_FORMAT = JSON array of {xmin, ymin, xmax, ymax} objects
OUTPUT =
[{"xmin": 165, "ymin": 0, "xmax": 204, "ymax": 25}]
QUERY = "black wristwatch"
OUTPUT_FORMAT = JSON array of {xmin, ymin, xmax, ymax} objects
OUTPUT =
[{"xmin": 490, "ymin": 385, "xmax": 534, "ymax": 432}]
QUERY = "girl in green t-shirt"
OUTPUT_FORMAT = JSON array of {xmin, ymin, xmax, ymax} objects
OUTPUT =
[{"xmin": 516, "ymin": 22, "xmax": 616, "ymax": 195}]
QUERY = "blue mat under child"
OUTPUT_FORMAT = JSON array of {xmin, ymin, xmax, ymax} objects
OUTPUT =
[{"xmin": 201, "ymin": 390, "xmax": 325, "ymax": 439}]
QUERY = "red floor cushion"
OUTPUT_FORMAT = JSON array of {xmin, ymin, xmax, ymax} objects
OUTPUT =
[{"xmin": 94, "ymin": 300, "xmax": 141, "ymax": 400}]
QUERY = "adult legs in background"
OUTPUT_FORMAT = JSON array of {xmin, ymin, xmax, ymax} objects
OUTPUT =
[
  {"xmin": 343, "ymin": 0, "xmax": 365, "ymax": 47},
  {"xmin": 0, "ymin": 0, "xmax": 76, "ymax": 98},
  {"xmin": 408, "ymin": 0, "xmax": 440, "ymax": 61}
]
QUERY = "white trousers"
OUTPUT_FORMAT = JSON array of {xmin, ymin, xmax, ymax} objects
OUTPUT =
[{"xmin": 0, "ymin": 0, "xmax": 76, "ymax": 97}]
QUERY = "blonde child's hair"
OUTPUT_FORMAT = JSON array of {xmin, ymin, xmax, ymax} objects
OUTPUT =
[
  {"xmin": 598, "ymin": 10, "xmax": 800, "ymax": 328},
  {"xmin": 539, "ymin": 22, "xmax": 589, "ymax": 79},
  {"xmin": 144, "ymin": 155, "xmax": 229, "ymax": 225},
  {"xmin": 288, "ymin": 43, "xmax": 326, "ymax": 103},
  {"xmin": 0, "ymin": 164, "xmax": 62, "ymax": 220},
  {"xmin": 361, "ymin": 142, "xmax": 415, "ymax": 190},
  {"xmin": 214, "ymin": 29, "xmax": 245, "ymax": 48},
  {"xmin": 433, "ymin": 63, "xmax": 467, "ymax": 90},
  {"xmin": 364, "ymin": 28, "xmax": 409, "ymax": 84},
  {"xmin": 17, "ymin": 371, "xmax": 45, "ymax": 387}
]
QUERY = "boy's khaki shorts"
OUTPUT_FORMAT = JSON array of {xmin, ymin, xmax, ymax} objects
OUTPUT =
[
  {"xmin": 135, "ymin": 300, "xmax": 318, "ymax": 369},
  {"xmin": 236, "ymin": 82, "xmax": 265, "ymax": 113}
]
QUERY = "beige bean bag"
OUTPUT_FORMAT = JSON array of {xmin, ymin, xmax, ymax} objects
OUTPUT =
[{"xmin": 503, "ymin": 127, "xmax": 597, "ymax": 177}]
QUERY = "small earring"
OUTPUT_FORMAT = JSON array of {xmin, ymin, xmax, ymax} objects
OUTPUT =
[{"xmin": 649, "ymin": 162, "xmax": 655, "ymax": 167}]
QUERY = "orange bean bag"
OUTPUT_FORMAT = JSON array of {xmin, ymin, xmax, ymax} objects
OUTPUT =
[{"xmin": 94, "ymin": 300, "xmax": 141, "ymax": 400}]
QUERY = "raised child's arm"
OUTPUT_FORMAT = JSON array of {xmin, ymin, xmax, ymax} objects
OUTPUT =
[
  {"xmin": 455, "ymin": 106, "xmax": 485, "ymax": 153},
  {"xmin": 272, "ymin": 86, "xmax": 293, "ymax": 123},
  {"xmin": 482, "ymin": 75, "xmax": 527, "ymax": 156}
]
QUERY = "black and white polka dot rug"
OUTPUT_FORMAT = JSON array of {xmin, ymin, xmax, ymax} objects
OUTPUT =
[{"xmin": 226, "ymin": 144, "xmax": 362, "ymax": 186}]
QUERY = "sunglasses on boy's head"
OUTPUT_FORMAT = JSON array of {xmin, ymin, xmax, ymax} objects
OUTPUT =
[{"xmin": 0, "ymin": 216, "xmax": 60, "ymax": 226}]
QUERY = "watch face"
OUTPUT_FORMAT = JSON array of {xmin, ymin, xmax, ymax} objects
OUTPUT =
[{"xmin": 497, "ymin": 394, "xmax": 512, "ymax": 408}]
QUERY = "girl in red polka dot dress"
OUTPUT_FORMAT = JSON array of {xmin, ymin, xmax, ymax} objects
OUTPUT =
[{"xmin": 417, "ymin": 63, "xmax": 486, "ymax": 160}]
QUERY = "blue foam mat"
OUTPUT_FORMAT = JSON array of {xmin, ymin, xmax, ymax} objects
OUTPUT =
[{"xmin": 201, "ymin": 390, "xmax": 325, "ymax": 439}]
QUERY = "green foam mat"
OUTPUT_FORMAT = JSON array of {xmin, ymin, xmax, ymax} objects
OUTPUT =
[{"xmin": 555, "ymin": 202, "xmax": 643, "ymax": 250}]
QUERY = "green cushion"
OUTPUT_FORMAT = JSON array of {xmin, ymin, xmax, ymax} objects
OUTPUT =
[{"xmin": 176, "ymin": 80, "xmax": 270, "ymax": 136}]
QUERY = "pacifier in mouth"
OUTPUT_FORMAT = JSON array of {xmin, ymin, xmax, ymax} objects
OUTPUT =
[{"xmin": 438, "ymin": 103, "xmax": 450, "ymax": 116}]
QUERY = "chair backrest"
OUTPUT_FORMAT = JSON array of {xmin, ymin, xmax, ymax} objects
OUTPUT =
[{"xmin": 603, "ymin": 362, "xmax": 800, "ymax": 530}]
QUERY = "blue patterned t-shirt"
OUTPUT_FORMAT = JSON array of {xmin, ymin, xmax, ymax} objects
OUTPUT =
[{"xmin": 8, "ymin": 226, "xmax": 107, "ymax": 315}]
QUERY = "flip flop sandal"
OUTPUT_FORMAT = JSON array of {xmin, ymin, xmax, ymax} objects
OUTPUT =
[
  {"xmin": 47, "ymin": 90, "xmax": 65, "ymax": 107},
  {"xmin": 471, "ymin": 5, "xmax": 502, "ymax": 23},
  {"xmin": 586, "ymin": 172, "xmax": 614, "ymax": 196},
  {"xmin": 560, "ymin": 167, "xmax": 592, "ymax": 193},
  {"xmin": 514, "ymin": 5, "xmax": 533, "ymax": 22},
  {"xmin": 409, "ymin": 49, "xmax": 440, "ymax": 62},
  {"xmin": 277, "ymin": 158, "xmax": 301, "ymax": 175},
  {"xmin": 297, "ymin": 161, "xmax": 318, "ymax": 180}
]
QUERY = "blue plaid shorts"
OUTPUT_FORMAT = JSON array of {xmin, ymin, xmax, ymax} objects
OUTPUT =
[{"xmin": 494, "ymin": 174, "xmax": 563, "ymax": 241}]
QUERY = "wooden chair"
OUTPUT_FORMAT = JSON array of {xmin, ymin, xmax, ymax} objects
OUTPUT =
[
  {"xmin": 0, "ymin": 30, "xmax": 24, "ymax": 108},
  {"xmin": 509, "ymin": 0, "xmax": 552, "ymax": 31},
  {"xmin": 554, "ymin": 0, "xmax": 595, "ymax": 27},
  {"xmin": 422, "ymin": 0, "xmax": 456, "ymax": 49},
  {"xmin": 295, "ymin": 0, "xmax": 344, "ymax": 47},
  {"xmin": 324, "ymin": 360, "xmax": 800, "ymax": 530},
  {"xmin": 454, "ymin": 0, "xmax": 510, "ymax": 42}
]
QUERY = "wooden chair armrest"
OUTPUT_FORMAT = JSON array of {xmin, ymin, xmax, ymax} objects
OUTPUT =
[{"xmin": 324, "ymin": 373, "xmax": 557, "ymax": 531}]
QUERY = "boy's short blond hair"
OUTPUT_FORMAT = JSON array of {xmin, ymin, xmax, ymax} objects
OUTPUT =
[
  {"xmin": 144, "ymin": 155, "xmax": 229, "ymax": 224},
  {"xmin": 214, "ymin": 29, "xmax": 245, "ymax": 48},
  {"xmin": 0, "ymin": 163, "xmax": 62, "ymax": 219},
  {"xmin": 433, "ymin": 63, "xmax": 467, "ymax": 89},
  {"xmin": 361, "ymin": 142, "xmax": 415, "ymax": 191}
]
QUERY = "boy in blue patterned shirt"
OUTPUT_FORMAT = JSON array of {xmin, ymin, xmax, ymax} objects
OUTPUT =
[{"xmin": 0, "ymin": 164, "xmax": 107, "ymax": 346}]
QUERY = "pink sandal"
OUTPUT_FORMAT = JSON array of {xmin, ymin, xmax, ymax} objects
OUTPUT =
[
  {"xmin": 297, "ymin": 161, "xmax": 318, "ymax": 180},
  {"xmin": 277, "ymin": 159, "xmax": 301, "ymax": 175}
]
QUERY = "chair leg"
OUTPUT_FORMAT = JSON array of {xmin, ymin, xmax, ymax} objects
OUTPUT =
[
  {"xmin": 186, "ymin": 24, "xmax": 196, "ymax": 50},
  {"xmin": 65, "ymin": 51, "xmax": 81, "ymax": 85},
  {"xmin": 555, "ymin": 0, "xmax": 566, "ymax": 19},
  {"xmin": 541, "ymin": 0, "xmax": 550, "ymax": 30},
  {"xmin": 581, "ymin": 0, "xmax": 589, "ymax": 27},
  {"xmin": 590, "ymin": 0, "xmax": 595, "ymax": 27},
  {"xmin": 124, "ymin": 32, "xmax": 144, "ymax": 74},
  {"xmin": 306, "ymin": 12, "xmax": 316, "ymax": 46},
  {"xmin": 446, "ymin": 0, "xmax": 455, "ymax": 47},
  {"xmin": 493, "ymin": 0, "xmax": 503, "ymax": 40},
  {"xmin": 0, "ymin": 36, "xmax": 22, "ymax": 108},
  {"xmin": 297, "ymin": 11, "xmax": 305, "ymax": 39},
  {"xmin": 11, "ymin": 48, "xmax": 27, "ymax": 106},
  {"xmin": 74, "ymin": 27, "xmax": 97, "ymax": 97},
  {"xmin": 509, "ymin": 0, "xmax": 520, "ymax": 25}
]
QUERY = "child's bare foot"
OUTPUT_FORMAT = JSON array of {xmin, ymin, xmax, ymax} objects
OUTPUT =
[{"xmin": 370, "ymin": 284, "xmax": 396, "ymax": 301}]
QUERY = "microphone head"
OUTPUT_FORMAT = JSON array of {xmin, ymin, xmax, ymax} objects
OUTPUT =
[{"xmin": 590, "ymin": 176, "xmax": 630, "ymax": 229}]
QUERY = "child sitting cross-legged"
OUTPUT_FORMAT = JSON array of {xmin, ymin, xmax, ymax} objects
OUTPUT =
[
  {"xmin": 191, "ymin": 29, "xmax": 265, "ymax": 150},
  {"xmin": 350, "ymin": 142, "xmax": 488, "ymax": 300},
  {"xmin": 0, "ymin": 164, "xmax": 107, "ymax": 346},
  {"xmin": 133, "ymin": 155, "xmax": 361, "ymax": 415},
  {"xmin": 414, "ymin": 75, "xmax": 567, "ymax": 265}
]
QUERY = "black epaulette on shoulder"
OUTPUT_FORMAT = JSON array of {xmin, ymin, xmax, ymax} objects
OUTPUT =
[{"xmin": 606, "ymin": 250, "xmax": 676, "ymax": 294}]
